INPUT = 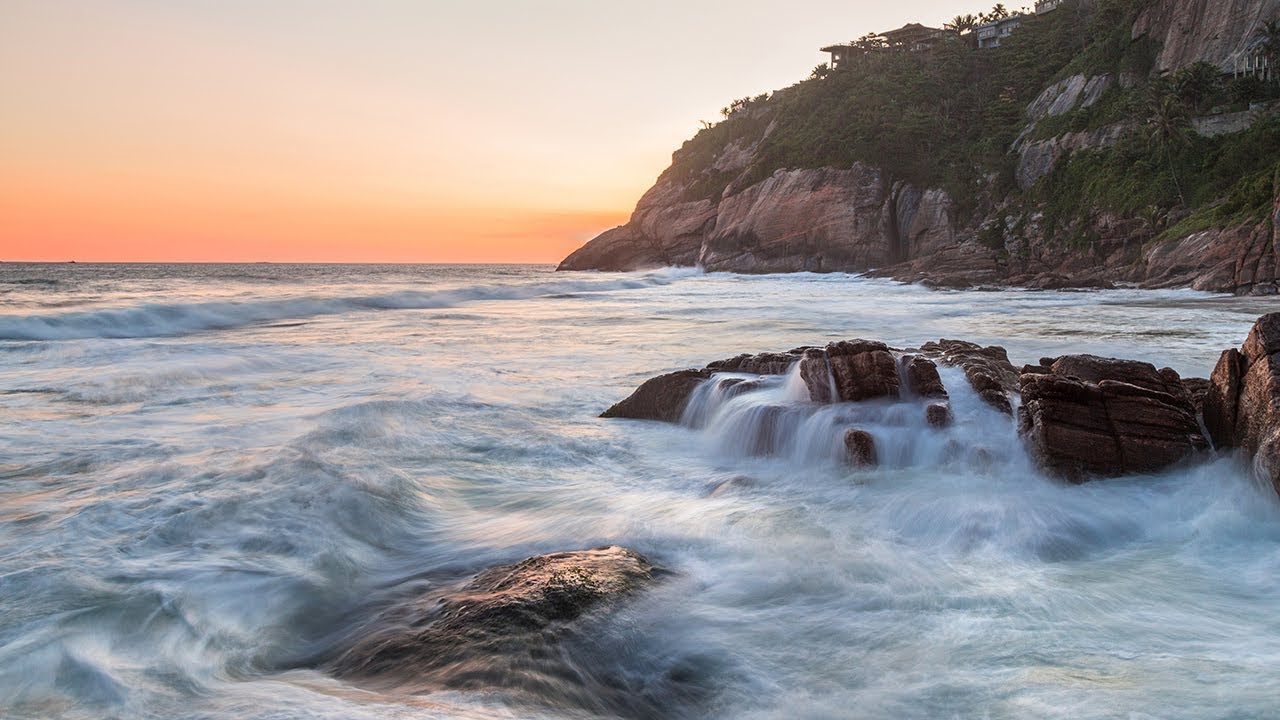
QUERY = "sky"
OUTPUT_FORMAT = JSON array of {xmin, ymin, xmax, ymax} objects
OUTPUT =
[{"xmin": 2, "ymin": 0, "xmax": 992, "ymax": 263}]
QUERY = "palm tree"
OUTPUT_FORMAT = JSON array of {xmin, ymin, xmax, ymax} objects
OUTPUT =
[
  {"xmin": 945, "ymin": 14, "xmax": 980, "ymax": 33},
  {"xmin": 1174, "ymin": 62, "xmax": 1221, "ymax": 112},
  {"xmin": 981, "ymin": 4, "xmax": 1011, "ymax": 22},
  {"xmin": 1145, "ymin": 79, "xmax": 1193, "ymax": 206}
]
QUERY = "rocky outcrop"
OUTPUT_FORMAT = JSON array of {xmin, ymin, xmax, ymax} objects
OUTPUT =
[
  {"xmin": 824, "ymin": 340, "xmax": 901, "ymax": 402},
  {"xmin": 904, "ymin": 355, "xmax": 948, "ymax": 399},
  {"xmin": 1138, "ymin": 220, "xmax": 1279, "ymax": 295},
  {"xmin": 559, "ymin": 1, "xmax": 1279, "ymax": 295},
  {"xmin": 1204, "ymin": 313, "xmax": 1280, "ymax": 494},
  {"xmin": 1017, "ymin": 122, "xmax": 1128, "ymax": 190},
  {"xmin": 1133, "ymin": 0, "xmax": 1280, "ymax": 73},
  {"xmin": 603, "ymin": 318, "xmax": 1280, "ymax": 488},
  {"xmin": 561, "ymin": 160, "xmax": 957, "ymax": 276},
  {"xmin": 1018, "ymin": 355, "xmax": 1207, "ymax": 480},
  {"xmin": 601, "ymin": 369, "xmax": 711, "ymax": 422},
  {"xmin": 329, "ymin": 546, "xmax": 658, "ymax": 684},
  {"xmin": 1025, "ymin": 74, "xmax": 1115, "ymax": 124},
  {"xmin": 699, "ymin": 166, "xmax": 893, "ymax": 272},
  {"xmin": 919, "ymin": 340, "xmax": 1020, "ymax": 414}
]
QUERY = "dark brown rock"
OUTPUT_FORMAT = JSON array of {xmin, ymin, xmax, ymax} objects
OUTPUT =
[
  {"xmin": 1049, "ymin": 354, "xmax": 1190, "ymax": 401},
  {"xmin": 1204, "ymin": 349, "xmax": 1244, "ymax": 448},
  {"xmin": 926, "ymin": 402, "xmax": 953, "ymax": 428},
  {"xmin": 845, "ymin": 429, "xmax": 878, "ymax": 467},
  {"xmin": 705, "ymin": 350, "xmax": 802, "ymax": 375},
  {"xmin": 329, "ymin": 546, "xmax": 658, "ymax": 685},
  {"xmin": 829, "ymin": 347, "xmax": 900, "ymax": 402},
  {"xmin": 1019, "ymin": 361, "xmax": 1207, "ymax": 481},
  {"xmin": 799, "ymin": 350, "xmax": 835, "ymax": 403},
  {"xmin": 601, "ymin": 369, "xmax": 709, "ymax": 422},
  {"xmin": 1182, "ymin": 377, "xmax": 1210, "ymax": 418},
  {"xmin": 920, "ymin": 340, "xmax": 1019, "ymax": 414},
  {"xmin": 1201, "ymin": 314, "xmax": 1280, "ymax": 495},
  {"xmin": 905, "ymin": 355, "xmax": 948, "ymax": 399}
]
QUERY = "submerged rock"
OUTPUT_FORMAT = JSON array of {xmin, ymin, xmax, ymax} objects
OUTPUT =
[
  {"xmin": 1204, "ymin": 313, "xmax": 1280, "ymax": 495},
  {"xmin": 329, "ymin": 546, "xmax": 658, "ymax": 685},
  {"xmin": 844, "ymin": 429, "xmax": 878, "ymax": 467},
  {"xmin": 926, "ymin": 402, "xmax": 953, "ymax": 428},
  {"xmin": 1018, "ymin": 355, "xmax": 1206, "ymax": 481}
]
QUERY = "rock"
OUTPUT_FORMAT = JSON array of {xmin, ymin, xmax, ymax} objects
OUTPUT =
[
  {"xmin": 904, "ymin": 355, "xmax": 948, "ymax": 399},
  {"xmin": 1019, "ymin": 358, "xmax": 1207, "ymax": 481},
  {"xmin": 746, "ymin": 405, "xmax": 788, "ymax": 456},
  {"xmin": 920, "ymin": 340, "xmax": 1019, "ymax": 414},
  {"xmin": 1133, "ymin": 0, "xmax": 1280, "ymax": 74},
  {"xmin": 1207, "ymin": 314, "xmax": 1280, "ymax": 494},
  {"xmin": 1137, "ymin": 223, "xmax": 1278, "ymax": 295},
  {"xmin": 700, "ymin": 165, "xmax": 896, "ymax": 273},
  {"xmin": 1049, "ymin": 354, "xmax": 1193, "ymax": 402},
  {"xmin": 926, "ymin": 402, "xmax": 953, "ymax": 428},
  {"xmin": 1016, "ymin": 122, "xmax": 1128, "ymax": 190},
  {"xmin": 1024, "ymin": 74, "xmax": 1113, "ymax": 124},
  {"xmin": 799, "ymin": 349, "xmax": 835, "ymax": 403},
  {"xmin": 329, "ymin": 546, "xmax": 658, "ymax": 684},
  {"xmin": 1204, "ymin": 349, "xmax": 1245, "ymax": 448},
  {"xmin": 601, "ymin": 369, "xmax": 709, "ymax": 422},
  {"xmin": 706, "ymin": 350, "xmax": 803, "ymax": 375},
  {"xmin": 844, "ymin": 429, "xmax": 878, "ymax": 467},
  {"xmin": 1182, "ymin": 377, "xmax": 1211, "ymax": 418},
  {"xmin": 827, "ymin": 340, "xmax": 900, "ymax": 402},
  {"xmin": 707, "ymin": 476, "xmax": 755, "ymax": 496}
]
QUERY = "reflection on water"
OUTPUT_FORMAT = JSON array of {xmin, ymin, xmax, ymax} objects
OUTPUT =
[{"xmin": 0, "ymin": 263, "xmax": 1278, "ymax": 720}]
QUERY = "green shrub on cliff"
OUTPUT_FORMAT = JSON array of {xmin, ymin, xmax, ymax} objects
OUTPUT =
[{"xmin": 660, "ymin": 0, "xmax": 1276, "ymax": 245}]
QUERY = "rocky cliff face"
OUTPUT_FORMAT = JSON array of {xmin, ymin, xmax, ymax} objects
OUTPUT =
[
  {"xmin": 1133, "ymin": 0, "xmax": 1280, "ymax": 72},
  {"xmin": 560, "ymin": 0, "xmax": 1280, "ymax": 295},
  {"xmin": 560, "ymin": 161, "xmax": 971, "ymax": 276}
]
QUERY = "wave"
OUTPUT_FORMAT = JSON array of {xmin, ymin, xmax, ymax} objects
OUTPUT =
[{"xmin": 0, "ymin": 271, "xmax": 693, "ymax": 341}]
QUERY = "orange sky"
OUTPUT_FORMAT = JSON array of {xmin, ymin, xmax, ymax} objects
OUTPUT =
[{"xmin": 2, "ymin": 0, "xmax": 984, "ymax": 263}]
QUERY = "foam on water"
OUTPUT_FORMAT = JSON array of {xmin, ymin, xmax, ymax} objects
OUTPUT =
[{"xmin": 1, "ymin": 263, "xmax": 1278, "ymax": 719}]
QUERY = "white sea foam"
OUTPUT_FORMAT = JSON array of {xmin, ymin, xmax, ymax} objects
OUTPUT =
[{"xmin": 0, "ymin": 263, "xmax": 1276, "ymax": 720}]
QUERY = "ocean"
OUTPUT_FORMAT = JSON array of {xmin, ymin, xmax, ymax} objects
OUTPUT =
[{"xmin": 1, "ymin": 262, "xmax": 1278, "ymax": 719}]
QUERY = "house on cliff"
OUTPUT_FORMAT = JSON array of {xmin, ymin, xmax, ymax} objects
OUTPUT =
[
  {"xmin": 975, "ymin": 16, "xmax": 1023, "ymax": 49},
  {"xmin": 1231, "ymin": 36, "xmax": 1274, "ymax": 81},
  {"xmin": 881, "ymin": 23, "xmax": 946, "ymax": 51},
  {"xmin": 822, "ymin": 23, "xmax": 945, "ymax": 69}
]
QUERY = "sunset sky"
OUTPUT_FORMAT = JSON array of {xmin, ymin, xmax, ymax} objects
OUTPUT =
[{"xmin": 3, "ymin": 0, "xmax": 989, "ymax": 263}]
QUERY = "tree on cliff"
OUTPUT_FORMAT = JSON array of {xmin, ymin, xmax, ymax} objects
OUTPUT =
[
  {"xmin": 945, "ymin": 14, "xmax": 981, "ymax": 33},
  {"xmin": 980, "ymin": 4, "xmax": 1011, "ymax": 22},
  {"xmin": 1144, "ymin": 78, "xmax": 1193, "ymax": 206}
]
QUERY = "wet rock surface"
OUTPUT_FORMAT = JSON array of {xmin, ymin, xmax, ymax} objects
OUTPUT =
[
  {"xmin": 1205, "ymin": 313, "xmax": 1280, "ymax": 494},
  {"xmin": 328, "ymin": 547, "xmax": 659, "ymax": 689},
  {"xmin": 1018, "ymin": 355, "xmax": 1206, "ymax": 481},
  {"xmin": 601, "ymin": 369, "xmax": 710, "ymax": 422},
  {"xmin": 604, "ymin": 317, "xmax": 1280, "ymax": 489},
  {"xmin": 844, "ymin": 429, "xmax": 878, "ymax": 467},
  {"xmin": 919, "ymin": 340, "xmax": 1019, "ymax": 414}
]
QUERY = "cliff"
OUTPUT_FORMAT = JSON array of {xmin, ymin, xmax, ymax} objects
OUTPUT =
[
  {"xmin": 1133, "ymin": 0, "xmax": 1280, "ymax": 72},
  {"xmin": 559, "ymin": 0, "xmax": 1280, "ymax": 295}
]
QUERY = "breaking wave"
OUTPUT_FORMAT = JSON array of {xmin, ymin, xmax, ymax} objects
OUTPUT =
[{"xmin": 0, "ymin": 270, "xmax": 697, "ymax": 341}]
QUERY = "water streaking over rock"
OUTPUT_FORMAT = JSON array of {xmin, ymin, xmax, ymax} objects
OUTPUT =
[{"xmin": 1, "ymin": 262, "xmax": 1279, "ymax": 720}]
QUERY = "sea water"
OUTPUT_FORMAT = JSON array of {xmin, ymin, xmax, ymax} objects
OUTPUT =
[{"xmin": 1, "ymin": 263, "xmax": 1277, "ymax": 719}]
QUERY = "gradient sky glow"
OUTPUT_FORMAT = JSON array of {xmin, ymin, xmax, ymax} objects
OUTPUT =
[{"xmin": 3, "ymin": 0, "xmax": 989, "ymax": 262}]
